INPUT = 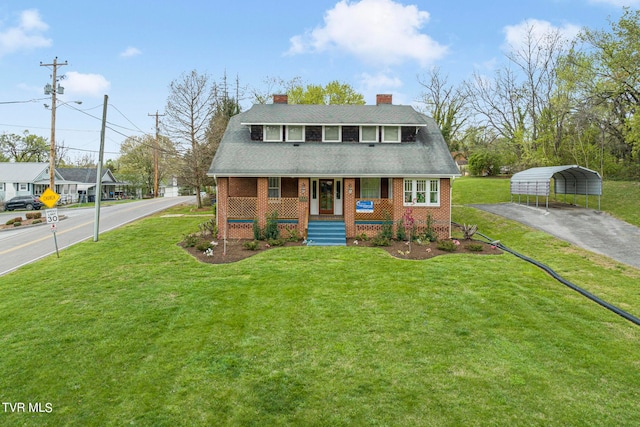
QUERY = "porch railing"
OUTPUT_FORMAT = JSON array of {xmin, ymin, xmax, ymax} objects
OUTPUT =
[
  {"xmin": 268, "ymin": 197, "xmax": 298, "ymax": 219},
  {"xmin": 354, "ymin": 198, "xmax": 394, "ymax": 220},
  {"xmin": 228, "ymin": 197, "xmax": 257, "ymax": 218},
  {"xmin": 228, "ymin": 197, "xmax": 298, "ymax": 219}
]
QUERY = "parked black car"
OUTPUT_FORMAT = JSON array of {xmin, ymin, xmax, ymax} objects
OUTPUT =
[{"xmin": 4, "ymin": 195, "xmax": 44, "ymax": 211}]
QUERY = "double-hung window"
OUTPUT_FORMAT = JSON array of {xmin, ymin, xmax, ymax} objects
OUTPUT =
[
  {"xmin": 264, "ymin": 125, "xmax": 282, "ymax": 141},
  {"xmin": 404, "ymin": 179, "xmax": 439, "ymax": 206},
  {"xmin": 360, "ymin": 178, "xmax": 380, "ymax": 198},
  {"xmin": 268, "ymin": 177, "xmax": 281, "ymax": 198},
  {"xmin": 323, "ymin": 126, "xmax": 340, "ymax": 142},
  {"xmin": 360, "ymin": 126, "xmax": 377, "ymax": 143},
  {"xmin": 382, "ymin": 126, "xmax": 400, "ymax": 143},
  {"xmin": 287, "ymin": 125, "xmax": 304, "ymax": 141}
]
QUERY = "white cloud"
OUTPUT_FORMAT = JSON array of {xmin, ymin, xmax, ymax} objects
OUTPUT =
[
  {"xmin": 120, "ymin": 46, "xmax": 141, "ymax": 58},
  {"xmin": 503, "ymin": 19, "xmax": 580, "ymax": 52},
  {"xmin": 286, "ymin": 0, "xmax": 447, "ymax": 67},
  {"xmin": 0, "ymin": 9, "xmax": 51, "ymax": 57},
  {"xmin": 359, "ymin": 72, "xmax": 403, "ymax": 91},
  {"xmin": 64, "ymin": 71, "xmax": 111, "ymax": 97}
]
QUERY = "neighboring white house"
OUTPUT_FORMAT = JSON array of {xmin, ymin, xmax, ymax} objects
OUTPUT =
[
  {"xmin": 0, "ymin": 162, "xmax": 77, "ymax": 202},
  {"xmin": 162, "ymin": 176, "xmax": 180, "ymax": 197}
]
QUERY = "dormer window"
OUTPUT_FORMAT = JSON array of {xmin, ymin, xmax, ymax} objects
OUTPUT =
[
  {"xmin": 264, "ymin": 125, "xmax": 282, "ymax": 142},
  {"xmin": 286, "ymin": 125, "xmax": 304, "ymax": 142},
  {"xmin": 382, "ymin": 126, "xmax": 400, "ymax": 143},
  {"xmin": 360, "ymin": 126, "xmax": 378, "ymax": 143},
  {"xmin": 323, "ymin": 126, "xmax": 340, "ymax": 142}
]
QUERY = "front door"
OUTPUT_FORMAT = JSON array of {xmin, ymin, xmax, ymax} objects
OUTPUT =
[{"xmin": 319, "ymin": 179, "xmax": 334, "ymax": 215}]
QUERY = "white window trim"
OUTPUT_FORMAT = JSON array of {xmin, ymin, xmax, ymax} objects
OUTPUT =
[
  {"xmin": 382, "ymin": 126, "xmax": 400, "ymax": 143},
  {"xmin": 268, "ymin": 177, "xmax": 281, "ymax": 198},
  {"xmin": 360, "ymin": 125, "xmax": 378, "ymax": 143},
  {"xmin": 286, "ymin": 125, "xmax": 304, "ymax": 142},
  {"xmin": 19, "ymin": 183, "xmax": 28, "ymax": 191},
  {"xmin": 323, "ymin": 125, "xmax": 341, "ymax": 142},
  {"xmin": 403, "ymin": 179, "xmax": 440, "ymax": 207},
  {"xmin": 264, "ymin": 125, "xmax": 282, "ymax": 142}
]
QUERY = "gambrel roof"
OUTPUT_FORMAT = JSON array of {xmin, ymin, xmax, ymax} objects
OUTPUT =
[{"xmin": 209, "ymin": 104, "xmax": 460, "ymax": 178}]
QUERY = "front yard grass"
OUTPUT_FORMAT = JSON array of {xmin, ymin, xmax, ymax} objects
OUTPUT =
[{"xmin": 1, "ymin": 203, "xmax": 640, "ymax": 425}]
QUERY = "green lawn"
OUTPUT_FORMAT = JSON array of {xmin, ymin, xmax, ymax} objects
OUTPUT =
[{"xmin": 1, "ymin": 183, "xmax": 640, "ymax": 426}]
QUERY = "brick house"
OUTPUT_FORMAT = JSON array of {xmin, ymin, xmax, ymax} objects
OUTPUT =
[{"xmin": 207, "ymin": 94, "xmax": 460, "ymax": 245}]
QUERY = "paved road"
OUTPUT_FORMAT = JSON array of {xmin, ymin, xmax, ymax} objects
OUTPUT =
[
  {"xmin": 471, "ymin": 202, "xmax": 640, "ymax": 269},
  {"xmin": 0, "ymin": 197, "xmax": 194, "ymax": 277}
]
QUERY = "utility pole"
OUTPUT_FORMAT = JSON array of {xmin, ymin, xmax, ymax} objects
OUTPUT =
[
  {"xmin": 148, "ymin": 111, "xmax": 165, "ymax": 198},
  {"xmin": 40, "ymin": 57, "xmax": 68, "ymax": 192}
]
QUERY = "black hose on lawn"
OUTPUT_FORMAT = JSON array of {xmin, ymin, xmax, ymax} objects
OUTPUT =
[{"xmin": 454, "ymin": 223, "xmax": 640, "ymax": 327}]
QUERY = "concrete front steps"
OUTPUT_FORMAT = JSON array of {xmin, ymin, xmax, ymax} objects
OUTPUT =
[{"xmin": 307, "ymin": 221, "xmax": 346, "ymax": 246}]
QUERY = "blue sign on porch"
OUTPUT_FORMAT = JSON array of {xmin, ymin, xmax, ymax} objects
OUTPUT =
[{"xmin": 356, "ymin": 200, "xmax": 374, "ymax": 213}]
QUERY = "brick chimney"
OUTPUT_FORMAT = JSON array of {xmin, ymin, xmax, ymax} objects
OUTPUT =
[
  {"xmin": 273, "ymin": 94, "xmax": 288, "ymax": 104},
  {"xmin": 376, "ymin": 94, "xmax": 393, "ymax": 105}
]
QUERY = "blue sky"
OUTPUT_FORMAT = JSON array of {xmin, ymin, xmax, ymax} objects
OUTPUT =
[{"xmin": 0, "ymin": 0, "xmax": 637, "ymax": 161}]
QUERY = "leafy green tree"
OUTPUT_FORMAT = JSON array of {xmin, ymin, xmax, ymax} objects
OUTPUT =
[
  {"xmin": 0, "ymin": 131, "xmax": 49, "ymax": 162},
  {"xmin": 287, "ymin": 80, "xmax": 365, "ymax": 105},
  {"xmin": 574, "ymin": 8, "xmax": 640, "ymax": 175},
  {"xmin": 468, "ymin": 150, "xmax": 503, "ymax": 176},
  {"xmin": 118, "ymin": 135, "xmax": 178, "ymax": 196}
]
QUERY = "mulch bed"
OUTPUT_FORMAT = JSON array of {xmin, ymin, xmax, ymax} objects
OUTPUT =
[{"xmin": 182, "ymin": 237, "xmax": 502, "ymax": 264}]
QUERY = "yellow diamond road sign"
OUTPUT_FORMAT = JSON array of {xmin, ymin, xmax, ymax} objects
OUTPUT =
[{"xmin": 40, "ymin": 188, "xmax": 60, "ymax": 209}]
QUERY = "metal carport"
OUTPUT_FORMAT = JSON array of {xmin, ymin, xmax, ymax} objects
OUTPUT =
[{"xmin": 510, "ymin": 165, "xmax": 602, "ymax": 210}]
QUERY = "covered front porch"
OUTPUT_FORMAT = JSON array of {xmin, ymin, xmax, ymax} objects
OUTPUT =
[{"xmin": 216, "ymin": 176, "xmax": 452, "ymax": 241}]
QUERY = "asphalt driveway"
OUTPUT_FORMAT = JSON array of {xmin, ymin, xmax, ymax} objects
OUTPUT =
[{"xmin": 471, "ymin": 203, "xmax": 640, "ymax": 269}]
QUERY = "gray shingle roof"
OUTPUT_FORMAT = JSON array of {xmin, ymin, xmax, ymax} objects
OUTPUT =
[
  {"xmin": 0, "ymin": 162, "xmax": 51, "ymax": 182},
  {"xmin": 209, "ymin": 105, "xmax": 460, "ymax": 178},
  {"xmin": 57, "ymin": 168, "xmax": 117, "ymax": 184},
  {"xmin": 240, "ymin": 104, "xmax": 431, "ymax": 125}
]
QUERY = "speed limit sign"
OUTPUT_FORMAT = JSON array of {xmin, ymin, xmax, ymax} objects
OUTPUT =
[{"xmin": 46, "ymin": 208, "xmax": 59, "ymax": 224}]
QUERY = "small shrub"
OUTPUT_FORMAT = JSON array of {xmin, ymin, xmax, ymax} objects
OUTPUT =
[
  {"xmin": 467, "ymin": 243, "xmax": 484, "ymax": 252},
  {"xmin": 243, "ymin": 240, "xmax": 260, "ymax": 251},
  {"xmin": 285, "ymin": 227, "xmax": 301, "ymax": 242},
  {"xmin": 371, "ymin": 234, "xmax": 391, "ymax": 247},
  {"xmin": 32, "ymin": 219, "xmax": 43, "ymax": 225},
  {"xmin": 196, "ymin": 241, "xmax": 213, "ymax": 252},
  {"xmin": 267, "ymin": 238, "xmax": 285, "ymax": 247},
  {"xmin": 198, "ymin": 219, "xmax": 217, "ymax": 236},
  {"xmin": 381, "ymin": 211, "xmax": 393, "ymax": 239},
  {"xmin": 26, "ymin": 212, "xmax": 42, "ymax": 220},
  {"xmin": 5, "ymin": 219, "xmax": 15, "ymax": 225},
  {"xmin": 437, "ymin": 240, "xmax": 458, "ymax": 252},
  {"xmin": 460, "ymin": 223, "xmax": 478, "ymax": 240},
  {"xmin": 264, "ymin": 211, "xmax": 280, "ymax": 240},
  {"xmin": 357, "ymin": 232, "xmax": 370, "ymax": 241},
  {"xmin": 182, "ymin": 233, "xmax": 199, "ymax": 248},
  {"xmin": 396, "ymin": 219, "xmax": 406, "ymax": 241},
  {"xmin": 420, "ymin": 214, "xmax": 438, "ymax": 242},
  {"xmin": 13, "ymin": 222, "xmax": 22, "ymax": 227},
  {"xmin": 252, "ymin": 218, "xmax": 263, "ymax": 240}
]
